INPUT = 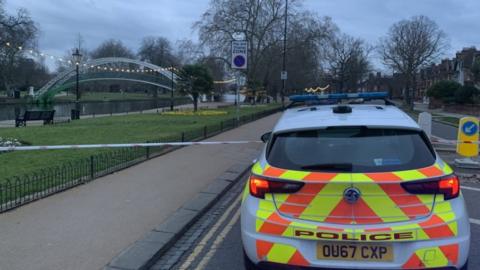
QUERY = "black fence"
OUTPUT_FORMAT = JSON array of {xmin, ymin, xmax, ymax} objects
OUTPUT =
[{"xmin": 0, "ymin": 107, "xmax": 281, "ymax": 213}]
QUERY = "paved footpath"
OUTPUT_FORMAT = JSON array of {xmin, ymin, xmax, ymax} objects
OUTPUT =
[{"xmin": 0, "ymin": 113, "xmax": 280, "ymax": 270}]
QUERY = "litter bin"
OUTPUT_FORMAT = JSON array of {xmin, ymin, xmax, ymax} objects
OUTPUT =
[{"xmin": 71, "ymin": 109, "xmax": 80, "ymax": 120}]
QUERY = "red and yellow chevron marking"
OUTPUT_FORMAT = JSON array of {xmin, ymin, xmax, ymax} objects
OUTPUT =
[
  {"xmin": 252, "ymin": 161, "xmax": 452, "ymax": 183},
  {"xmin": 249, "ymin": 160, "xmax": 457, "ymax": 241},
  {"xmin": 256, "ymin": 239, "xmax": 309, "ymax": 266},
  {"xmin": 402, "ymin": 244, "xmax": 459, "ymax": 269}
]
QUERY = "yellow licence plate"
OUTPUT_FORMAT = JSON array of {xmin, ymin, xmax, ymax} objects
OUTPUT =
[{"xmin": 317, "ymin": 242, "xmax": 393, "ymax": 262}]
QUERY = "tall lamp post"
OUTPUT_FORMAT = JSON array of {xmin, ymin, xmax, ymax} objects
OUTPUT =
[
  {"xmin": 281, "ymin": 0, "xmax": 288, "ymax": 107},
  {"xmin": 170, "ymin": 66, "xmax": 175, "ymax": 111},
  {"xmin": 72, "ymin": 48, "xmax": 82, "ymax": 120}
]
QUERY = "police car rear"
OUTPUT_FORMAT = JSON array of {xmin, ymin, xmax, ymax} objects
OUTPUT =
[{"xmin": 240, "ymin": 93, "xmax": 470, "ymax": 269}]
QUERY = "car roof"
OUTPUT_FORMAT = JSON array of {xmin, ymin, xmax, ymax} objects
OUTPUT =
[{"xmin": 273, "ymin": 104, "xmax": 420, "ymax": 133}]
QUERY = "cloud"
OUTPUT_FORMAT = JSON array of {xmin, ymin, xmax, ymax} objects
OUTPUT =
[
  {"xmin": 5, "ymin": 0, "xmax": 209, "ymax": 53},
  {"xmin": 4, "ymin": 0, "xmax": 479, "ymax": 70},
  {"xmin": 304, "ymin": 0, "xmax": 480, "ymax": 56}
]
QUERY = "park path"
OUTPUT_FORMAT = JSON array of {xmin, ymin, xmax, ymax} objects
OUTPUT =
[{"xmin": 0, "ymin": 113, "xmax": 280, "ymax": 270}]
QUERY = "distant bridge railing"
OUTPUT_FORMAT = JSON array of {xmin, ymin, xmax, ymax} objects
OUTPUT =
[{"xmin": 35, "ymin": 57, "xmax": 179, "ymax": 100}]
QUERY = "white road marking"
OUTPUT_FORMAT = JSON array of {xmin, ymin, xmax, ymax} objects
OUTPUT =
[
  {"xmin": 178, "ymin": 194, "xmax": 241, "ymax": 270},
  {"xmin": 470, "ymin": 219, "xmax": 480, "ymax": 226},
  {"xmin": 196, "ymin": 209, "xmax": 241, "ymax": 270},
  {"xmin": 462, "ymin": 186, "xmax": 480, "ymax": 192}
]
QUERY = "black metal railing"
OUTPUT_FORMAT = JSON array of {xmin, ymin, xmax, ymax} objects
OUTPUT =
[{"xmin": 0, "ymin": 106, "xmax": 281, "ymax": 213}]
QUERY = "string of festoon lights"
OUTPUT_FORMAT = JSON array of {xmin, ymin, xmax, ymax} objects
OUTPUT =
[
  {"xmin": 304, "ymin": 85, "xmax": 330, "ymax": 94},
  {"xmin": 3, "ymin": 41, "xmax": 179, "ymax": 74},
  {"xmin": 213, "ymin": 78, "xmax": 237, "ymax": 84},
  {"xmin": 4, "ymin": 41, "xmax": 239, "ymax": 83}
]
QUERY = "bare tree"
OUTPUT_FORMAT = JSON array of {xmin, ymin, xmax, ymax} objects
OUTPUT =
[
  {"xmin": 138, "ymin": 36, "xmax": 178, "ymax": 67},
  {"xmin": 195, "ymin": 0, "xmax": 335, "ymax": 98},
  {"xmin": 378, "ymin": 15, "xmax": 448, "ymax": 107},
  {"xmin": 324, "ymin": 34, "xmax": 371, "ymax": 92},
  {"xmin": 0, "ymin": 1, "xmax": 38, "ymax": 96},
  {"xmin": 259, "ymin": 13, "xmax": 336, "ymax": 97},
  {"xmin": 195, "ymin": 0, "xmax": 296, "ymax": 89},
  {"xmin": 176, "ymin": 39, "xmax": 205, "ymax": 65},
  {"xmin": 90, "ymin": 39, "xmax": 135, "ymax": 59}
]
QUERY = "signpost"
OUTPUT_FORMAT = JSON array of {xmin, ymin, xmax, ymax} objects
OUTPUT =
[
  {"xmin": 455, "ymin": 117, "xmax": 480, "ymax": 169},
  {"xmin": 231, "ymin": 41, "xmax": 248, "ymax": 70},
  {"xmin": 232, "ymin": 40, "xmax": 248, "ymax": 121}
]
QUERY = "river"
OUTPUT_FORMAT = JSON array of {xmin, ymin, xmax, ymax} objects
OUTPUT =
[{"xmin": 0, "ymin": 99, "xmax": 188, "ymax": 121}]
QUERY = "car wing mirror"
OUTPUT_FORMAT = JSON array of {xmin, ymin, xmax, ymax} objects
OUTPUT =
[{"xmin": 261, "ymin": 132, "xmax": 272, "ymax": 143}]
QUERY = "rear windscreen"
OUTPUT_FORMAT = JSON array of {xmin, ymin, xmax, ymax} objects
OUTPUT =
[{"xmin": 267, "ymin": 127, "xmax": 435, "ymax": 173}]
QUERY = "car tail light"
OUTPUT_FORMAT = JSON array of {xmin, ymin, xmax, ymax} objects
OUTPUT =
[
  {"xmin": 401, "ymin": 175, "xmax": 460, "ymax": 200},
  {"xmin": 249, "ymin": 175, "xmax": 304, "ymax": 199}
]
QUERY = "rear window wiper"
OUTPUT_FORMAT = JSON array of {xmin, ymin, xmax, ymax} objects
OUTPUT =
[{"xmin": 301, "ymin": 163, "xmax": 353, "ymax": 172}]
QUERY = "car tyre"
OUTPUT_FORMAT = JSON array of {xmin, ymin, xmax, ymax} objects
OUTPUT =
[
  {"xmin": 243, "ymin": 250, "xmax": 259, "ymax": 270},
  {"xmin": 460, "ymin": 260, "xmax": 469, "ymax": 270}
]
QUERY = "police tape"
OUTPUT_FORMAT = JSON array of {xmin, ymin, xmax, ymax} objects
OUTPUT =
[
  {"xmin": 0, "ymin": 141, "xmax": 263, "ymax": 152},
  {"xmin": 430, "ymin": 137, "xmax": 480, "ymax": 145}
]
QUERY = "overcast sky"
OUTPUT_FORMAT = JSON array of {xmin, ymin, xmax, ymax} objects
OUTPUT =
[{"xmin": 4, "ymin": 0, "xmax": 480, "ymax": 70}]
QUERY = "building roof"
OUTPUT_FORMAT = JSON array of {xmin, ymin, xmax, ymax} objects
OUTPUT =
[{"xmin": 273, "ymin": 104, "xmax": 420, "ymax": 133}]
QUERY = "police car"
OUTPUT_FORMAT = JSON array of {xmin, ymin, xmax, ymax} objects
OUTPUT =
[{"xmin": 241, "ymin": 92, "xmax": 470, "ymax": 269}]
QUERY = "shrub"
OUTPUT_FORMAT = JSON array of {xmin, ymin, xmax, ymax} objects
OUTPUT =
[
  {"xmin": 427, "ymin": 81, "xmax": 462, "ymax": 103},
  {"xmin": 455, "ymin": 85, "xmax": 479, "ymax": 104}
]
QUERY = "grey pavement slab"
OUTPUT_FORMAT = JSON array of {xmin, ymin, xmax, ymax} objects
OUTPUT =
[
  {"xmin": 181, "ymin": 192, "xmax": 218, "ymax": 212},
  {"xmin": 154, "ymin": 208, "xmax": 198, "ymax": 234},
  {"xmin": 0, "ymin": 112, "xmax": 281, "ymax": 270},
  {"xmin": 201, "ymin": 179, "xmax": 232, "ymax": 195},
  {"xmin": 109, "ymin": 241, "xmax": 166, "ymax": 270}
]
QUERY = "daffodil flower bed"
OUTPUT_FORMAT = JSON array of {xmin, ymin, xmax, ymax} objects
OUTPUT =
[{"xmin": 162, "ymin": 110, "xmax": 228, "ymax": 116}]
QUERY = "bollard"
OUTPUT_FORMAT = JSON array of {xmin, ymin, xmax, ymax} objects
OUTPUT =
[
  {"xmin": 455, "ymin": 117, "xmax": 480, "ymax": 169},
  {"xmin": 220, "ymin": 121, "xmax": 224, "ymax": 132},
  {"xmin": 181, "ymin": 132, "xmax": 185, "ymax": 142},
  {"xmin": 204, "ymin": 126, "xmax": 207, "ymax": 138}
]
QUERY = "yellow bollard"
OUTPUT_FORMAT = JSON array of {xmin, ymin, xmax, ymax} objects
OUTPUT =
[{"xmin": 456, "ymin": 117, "xmax": 479, "ymax": 157}]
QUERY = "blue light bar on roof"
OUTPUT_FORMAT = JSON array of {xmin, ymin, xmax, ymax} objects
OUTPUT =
[{"xmin": 289, "ymin": 92, "xmax": 388, "ymax": 102}]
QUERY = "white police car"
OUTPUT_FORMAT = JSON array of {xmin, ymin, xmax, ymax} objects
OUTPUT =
[{"xmin": 241, "ymin": 92, "xmax": 470, "ymax": 269}]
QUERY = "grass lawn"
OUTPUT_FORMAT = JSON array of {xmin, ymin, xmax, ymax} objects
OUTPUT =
[
  {"xmin": 432, "ymin": 114, "xmax": 460, "ymax": 126},
  {"xmin": 54, "ymin": 91, "xmax": 184, "ymax": 102},
  {"xmin": 0, "ymin": 104, "xmax": 280, "ymax": 182}
]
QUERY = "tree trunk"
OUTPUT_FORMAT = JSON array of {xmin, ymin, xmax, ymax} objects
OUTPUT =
[
  {"xmin": 403, "ymin": 76, "xmax": 414, "ymax": 110},
  {"xmin": 193, "ymin": 93, "xmax": 199, "ymax": 112}
]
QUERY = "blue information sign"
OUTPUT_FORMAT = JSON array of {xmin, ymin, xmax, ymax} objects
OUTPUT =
[{"xmin": 462, "ymin": 121, "xmax": 479, "ymax": 136}]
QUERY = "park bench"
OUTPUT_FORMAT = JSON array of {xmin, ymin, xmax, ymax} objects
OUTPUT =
[{"xmin": 15, "ymin": 110, "xmax": 55, "ymax": 127}]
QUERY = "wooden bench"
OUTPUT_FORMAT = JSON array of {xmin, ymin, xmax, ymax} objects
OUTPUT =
[{"xmin": 15, "ymin": 110, "xmax": 55, "ymax": 127}]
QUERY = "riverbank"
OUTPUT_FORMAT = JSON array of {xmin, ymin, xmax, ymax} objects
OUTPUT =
[
  {"xmin": 0, "ymin": 92, "xmax": 187, "ymax": 105},
  {"xmin": 0, "ymin": 104, "xmax": 280, "ymax": 182},
  {"xmin": 0, "ymin": 97, "xmax": 191, "ymax": 122}
]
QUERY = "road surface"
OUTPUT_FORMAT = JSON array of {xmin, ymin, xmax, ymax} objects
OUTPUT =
[{"xmin": 150, "ymin": 120, "xmax": 479, "ymax": 270}]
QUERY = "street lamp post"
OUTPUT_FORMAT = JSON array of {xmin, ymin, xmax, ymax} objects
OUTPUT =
[
  {"xmin": 170, "ymin": 66, "xmax": 175, "ymax": 111},
  {"xmin": 72, "ymin": 48, "xmax": 82, "ymax": 120},
  {"xmin": 281, "ymin": 0, "xmax": 288, "ymax": 108}
]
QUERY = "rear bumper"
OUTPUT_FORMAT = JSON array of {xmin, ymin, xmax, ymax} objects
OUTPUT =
[
  {"xmin": 241, "ymin": 194, "xmax": 470, "ymax": 270},
  {"xmin": 255, "ymin": 262, "xmax": 459, "ymax": 270}
]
